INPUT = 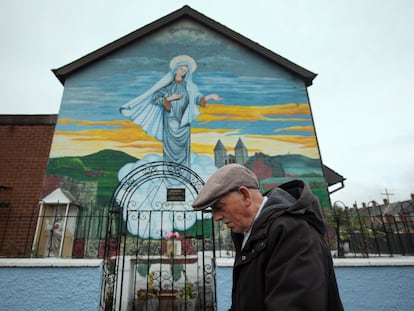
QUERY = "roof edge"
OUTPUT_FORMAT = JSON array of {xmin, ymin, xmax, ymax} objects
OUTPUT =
[{"xmin": 0, "ymin": 114, "xmax": 58, "ymax": 125}]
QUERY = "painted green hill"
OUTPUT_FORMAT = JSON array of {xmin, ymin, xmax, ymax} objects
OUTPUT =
[
  {"xmin": 81, "ymin": 149, "xmax": 137, "ymax": 172},
  {"xmin": 46, "ymin": 149, "xmax": 138, "ymax": 203},
  {"xmin": 47, "ymin": 149, "xmax": 137, "ymax": 176}
]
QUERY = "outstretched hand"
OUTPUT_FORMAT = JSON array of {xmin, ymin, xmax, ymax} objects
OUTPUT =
[{"xmin": 205, "ymin": 94, "xmax": 222, "ymax": 101}]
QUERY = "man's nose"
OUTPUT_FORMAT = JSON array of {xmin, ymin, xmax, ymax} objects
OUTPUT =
[{"xmin": 213, "ymin": 211, "xmax": 222, "ymax": 222}]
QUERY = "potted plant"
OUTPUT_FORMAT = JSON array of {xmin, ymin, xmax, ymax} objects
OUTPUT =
[
  {"xmin": 136, "ymin": 271, "xmax": 159, "ymax": 311},
  {"xmin": 180, "ymin": 271, "xmax": 197, "ymax": 311},
  {"xmin": 158, "ymin": 288, "xmax": 179, "ymax": 311}
]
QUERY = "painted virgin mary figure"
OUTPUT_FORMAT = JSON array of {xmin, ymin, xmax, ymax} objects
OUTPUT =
[{"xmin": 120, "ymin": 55, "xmax": 221, "ymax": 168}]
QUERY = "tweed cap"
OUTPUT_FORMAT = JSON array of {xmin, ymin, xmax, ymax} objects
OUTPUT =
[{"xmin": 192, "ymin": 163, "xmax": 259, "ymax": 211}]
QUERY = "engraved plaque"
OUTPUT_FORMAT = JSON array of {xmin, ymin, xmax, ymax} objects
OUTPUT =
[{"xmin": 167, "ymin": 188, "xmax": 185, "ymax": 201}]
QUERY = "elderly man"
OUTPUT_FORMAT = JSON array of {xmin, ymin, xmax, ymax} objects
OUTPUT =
[{"xmin": 192, "ymin": 163, "xmax": 343, "ymax": 311}]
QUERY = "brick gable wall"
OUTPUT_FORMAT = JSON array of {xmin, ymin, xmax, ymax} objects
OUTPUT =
[{"xmin": 0, "ymin": 115, "xmax": 56, "ymax": 256}]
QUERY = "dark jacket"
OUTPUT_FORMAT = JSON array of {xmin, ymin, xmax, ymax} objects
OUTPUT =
[{"xmin": 229, "ymin": 180, "xmax": 344, "ymax": 311}]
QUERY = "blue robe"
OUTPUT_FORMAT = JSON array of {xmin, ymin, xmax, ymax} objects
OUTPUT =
[
  {"xmin": 151, "ymin": 80, "xmax": 203, "ymax": 167},
  {"xmin": 120, "ymin": 61, "xmax": 203, "ymax": 168}
]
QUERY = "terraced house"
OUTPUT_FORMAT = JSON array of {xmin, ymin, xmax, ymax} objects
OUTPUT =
[{"xmin": 0, "ymin": 6, "xmax": 352, "ymax": 311}]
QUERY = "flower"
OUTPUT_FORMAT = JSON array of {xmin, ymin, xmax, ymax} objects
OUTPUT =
[{"xmin": 165, "ymin": 231, "xmax": 180, "ymax": 240}]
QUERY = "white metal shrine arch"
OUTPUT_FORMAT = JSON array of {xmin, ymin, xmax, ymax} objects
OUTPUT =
[{"xmin": 101, "ymin": 161, "xmax": 217, "ymax": 311}]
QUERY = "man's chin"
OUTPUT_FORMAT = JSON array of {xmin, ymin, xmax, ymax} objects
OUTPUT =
[{"xmin": 229, "ymin": 227, "xmax": 242, "ymax": 234}]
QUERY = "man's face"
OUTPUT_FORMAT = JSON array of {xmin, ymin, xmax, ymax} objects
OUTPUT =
[{"xmin": 211, "ymin": 188, "xmax": 252, "ymax": 233}]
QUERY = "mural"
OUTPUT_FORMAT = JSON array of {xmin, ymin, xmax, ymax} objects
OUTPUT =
[
  {"xmin": 45, "ymin": 19, "xmax": 329, "ymax": 240},
  {"xmin": 120, "ymin": 54, "xmax": 221, "ymax": 168}
]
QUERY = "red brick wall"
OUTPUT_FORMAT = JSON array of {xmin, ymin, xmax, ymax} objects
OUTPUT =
[{"xmin": 0, "ymin": 115, "xmax": 57, "ymax": 256}]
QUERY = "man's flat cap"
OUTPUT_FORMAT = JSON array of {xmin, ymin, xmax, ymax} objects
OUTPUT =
[{"xmin": 192, "ymin": 163, "xmax": 259, "ymax": 211}]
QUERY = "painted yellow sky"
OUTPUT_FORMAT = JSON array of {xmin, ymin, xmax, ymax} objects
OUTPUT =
[
  {"xmin": 197, "ymin": 103, "xmax": 311, "ymax": 123},
  {"xmin": 49, "ymin": 103, "xmax": 319, "ymax": 159}
]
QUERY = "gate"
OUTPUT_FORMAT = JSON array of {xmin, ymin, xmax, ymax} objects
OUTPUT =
[{"xmin": 100, "ymin": 161, "xmax": 217, "ymax": 311}]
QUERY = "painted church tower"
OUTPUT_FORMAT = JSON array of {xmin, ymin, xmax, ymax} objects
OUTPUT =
[
  {"xmin": 214, "ymin": 139, "xmax": 226, "ymax": 168},
  {"xmin": 235, "ymin": 138, "xmax": 248, "ymax": 165}
]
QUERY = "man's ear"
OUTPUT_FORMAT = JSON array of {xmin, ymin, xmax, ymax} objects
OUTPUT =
[{"xmin": 238, "ymin": 186, "xmax": 251, "ymax": 203}]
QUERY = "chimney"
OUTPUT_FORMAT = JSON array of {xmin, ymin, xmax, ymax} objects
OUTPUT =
[
  {"xmin": 362, "ymin": 202, "xmax": 366, "ymax": 208},
  {"xmin": 411, "ymin": 193, "xmax": 414, "ymax": 200}
]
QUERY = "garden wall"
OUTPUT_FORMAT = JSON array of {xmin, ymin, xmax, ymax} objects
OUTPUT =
[{"xmin": 0, "ymin": 259, "xmax": 102, "ymax": 311}]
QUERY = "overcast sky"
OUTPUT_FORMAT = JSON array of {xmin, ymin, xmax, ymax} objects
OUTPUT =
[{"xmin": 1, "ymin": 0, "xmax": 413, "ymax": 206}]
